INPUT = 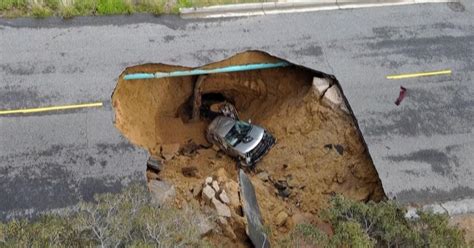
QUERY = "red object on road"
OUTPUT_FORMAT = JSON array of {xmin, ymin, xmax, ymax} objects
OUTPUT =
[{"xmin": 395, "ymin": 86, "xmax": 407, "ymax": 106}]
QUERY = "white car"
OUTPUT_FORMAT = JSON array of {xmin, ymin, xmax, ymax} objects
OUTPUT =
[{"xmin": 206, "ymin": 116, "xmax": 275, "ymax": 167}]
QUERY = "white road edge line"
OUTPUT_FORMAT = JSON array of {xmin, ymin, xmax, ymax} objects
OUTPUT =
[{"xmin": 180, "ymin": 0, "xmax": 457, "ymax": 19}]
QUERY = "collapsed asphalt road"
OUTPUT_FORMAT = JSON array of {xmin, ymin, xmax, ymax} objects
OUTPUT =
[{"xmin": 1, "ymin": 1, "xmax": 473, "ymax": 220}]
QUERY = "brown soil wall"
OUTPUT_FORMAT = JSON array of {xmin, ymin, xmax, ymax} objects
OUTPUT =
[{"xmin": 112, "ymin": 51, "xmax": 386, "ymax": 245}]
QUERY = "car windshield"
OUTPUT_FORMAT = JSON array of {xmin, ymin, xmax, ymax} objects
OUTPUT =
[{"xmin": 225, "ymin": 121, "xmax": 252, "ymax": 147}]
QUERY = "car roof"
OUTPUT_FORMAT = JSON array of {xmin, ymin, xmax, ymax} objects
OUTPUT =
[{"xmin": 209, "ymin": 116, "xmax": 236, "ymax": 138}]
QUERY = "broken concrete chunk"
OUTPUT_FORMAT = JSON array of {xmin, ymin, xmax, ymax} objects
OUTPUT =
[
  {"xmin": 323, "ymin": 85, "xmax": 350, "ymax": 114},
  {"xmin": 239, "ymin": 169, "xmax": 270, "ymax": 248},
  {"xmin": 212, "ymin": 180, "xmax": 220, "ymax": 192},
  {"xmin": 225, "ymin": 181, "xmax": 241, "ymax": 212},
  {"xmin": 192, "ymin": 183, "xmax": 203, "ymax": 198},
  {"xmin": 212, "ymin": 197, "xmax": 232, "ymax": 218},
  {"xmin": 219, "ymin": 190, "xmax": 230, "ymax": 204},
  {"xmin": 256, "ymin": 171, "xmax": 270, "ymax": 182},
  {"xmin": 275, "ymin": 211, "xmax": 288, "ymax": 226},
  {"xmin": 324, "ymin": 85, "xmax": 343, "ymax": 105},
  {"xmin": 202, "ymin": 185, "xmax": 216, "ymax": 204},
  {"xmin": 148, "ymin": 180, "xmax": 176, "ymax": 206},
  {"xmin": 205, "ymin": 176, "xmax": 213, "ymax": 185},
  {"xmin": 161, "ymin": 143, "xmax": 180, "ymax": 161},
  {"xmin": 312, "ymin": 77, "xmax": 331, "ymax": 97}
]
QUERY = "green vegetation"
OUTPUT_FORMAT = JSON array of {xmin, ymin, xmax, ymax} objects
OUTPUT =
[
  {"xmin": 0, "ymin": 184, "xmax": 207, "ymax": 247},
  {"xmin": 0, "ymin": 185, "xmax": 469, "ymax": 247},
  {"xmin": 0, "ymin": 0, "xmax": 268, "ymax": 18},
  {"xmin": 280, "ymin": 195, "xmax": 470, "ymax": 248}
]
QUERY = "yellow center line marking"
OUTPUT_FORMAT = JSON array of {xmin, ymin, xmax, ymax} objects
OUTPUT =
[
  {"xmin": 0, "ymin": 102, "xmax": 103, "ymax": 115},
  {"xmin": 386, "ymin": 69, "xmax": 452, "ymax": 80}
]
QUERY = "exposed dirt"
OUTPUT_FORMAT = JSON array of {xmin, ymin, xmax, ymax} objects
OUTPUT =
[{"xmin": 112, "ymin": 51, "xmax": 385, "ymax": 246}]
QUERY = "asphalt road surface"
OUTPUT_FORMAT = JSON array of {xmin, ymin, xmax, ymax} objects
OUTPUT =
[{"xmin": 1, "ymin": 1, "xmax": 473, "ymax": 220}]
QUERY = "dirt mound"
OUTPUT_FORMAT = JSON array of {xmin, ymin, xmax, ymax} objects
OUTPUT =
[{"xmin": 112, "ymin": 51, "xmax": 385, "ymax": 246}]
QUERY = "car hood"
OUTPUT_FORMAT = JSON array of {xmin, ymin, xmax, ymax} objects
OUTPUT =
[{"xmin": 234, "ymin": 125, "xmax": 265, "ymax": 154}]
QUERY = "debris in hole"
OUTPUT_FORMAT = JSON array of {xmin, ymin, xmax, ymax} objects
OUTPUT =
[
  {"xmin": 180, "ymin": 140, "xmax": 202, "ymax": 156},
  {"xmin": 334, "ymin": 144, "xmax": 344, "ymax": 155},
  {"xmin": 395, "ymin": 86, "xmax": 407, "ymax": 106},
  {"xmin": 207, "ymin": 115, "xmax": 276, "ymax": 167},
  {"xmin": 181, "ymin": 166, "xmax": 199, "ymax": 178},
  {"xmin": 112, "ymin": 50, "xmax": 386, "ymax": 246},
  {"xmin": 161, "ymin": 143, "xmax": 180, "ymax": 161},
  {"xmin": 146, "ymin": 156, "xmax": 162, "ymax": 172},
  {"xmin": 274, "ymin": 179, "xmax": 291, "ymax": 198},
  {"xmin": 324, "ymin": 144, "xmax": 333, "ymax": 150},
  {"xmin": 275, "ymin": 211, "xmax": 289, "ymax": 227},
  {"xmin": 239, "ymin": 169, "xmax": 270, "ymax": 248},
  {"xmin": 214, "ymin": 101, "xmax": 240, "ymax": 120},
  {"xmin": 324, "ymin": 144, "xmax": 344, "ymax": 155},
  {"xmin": 256, "ymin": 171, "xmax": 270, "ymax": 182}
]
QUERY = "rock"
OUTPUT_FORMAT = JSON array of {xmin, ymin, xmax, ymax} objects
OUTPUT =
[
  {"xmin": 216, "ymin": 168, "xmax": 228, "ymax": 183},
  {"xmin": 218, "ymin": 216, "xmax": 228, "ymax": 225},
  {"xmin": 192, "ymin": 183, "xmax": 203, "ymax": 198},
  {"xmin": 274, "ymin": 180, "xmax": 288, "ymax": 190},
  {"xmin": 275, "ymin": 211, "xmax": 288, "ymax": 226},
  {"xmin": 148, "ymin": 180, "xmax": 176, "ymax": 206},
  {"xmin": 219, "ymin": 190, "xmax": 230, "ymax": 204},
  {"xmin": 161, "ymin": 143, "xmax": 180, "ymax": 161},
  {"xmin": 287, "ymin": 177, "xmax": 298, "ymax": 189},
  {"xmin": 180, "ymin": 141, "xmax": 201, "ymax": 156},
  {"xmin": 323, "ymin": 85, "xmax": 342, "ymax": 105},
  {"xmin": 334, "ymin": 144, "xmax": 344, "ymax": 155},
  {"xmin": 218, "ymin": 217, "xmax": 237, "ymax": 240},
  {"xmin": 202, "ymin": 185, "xmax": 215, "ymax": 204},
  {"xmin": 312, "ymin": 77, "xmax": 331, "ymax": 97},
  {"xmin": 225, "ymin": 181, "xmax": 241, "ymax": 212},
  {"xmin": 323, "ymin": 85, "xmax": 349, "ymax": 114},
  {"xmin": 182, "ymin": 166, "xmax": 199, "ymax": 178},
  {"xmin": 212, "ymin": 180, "xmax": 220, "ymax": 192},
  {"xmin": 256, "ymin": 171, "xmax": 269, "ymax": 182},
  {"xmin": 212, "ymin": 197, "xmax": 232, "ymax": 218},
  {"xmin": 197, "ymin": 217, "xmax": 214, "ymax": 237},
  {"xmin": 146, "ymin": 170, "xmax": 160, "ymax": 181},
  {"xmin": 205, "ymin": 177, "xmax": 213, "ymax": 185},
  {"xmin": 279, "ymin": 188, "xmax": 291, "ymax": 198},
  {"xmin": 146, "ymin": 156, "xmax": 162, "ymax": 172}
]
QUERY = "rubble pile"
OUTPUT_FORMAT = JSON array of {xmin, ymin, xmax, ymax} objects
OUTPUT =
[{"xmin": 112, "ymin": 51, "xmax": 386, "ymax": 246}]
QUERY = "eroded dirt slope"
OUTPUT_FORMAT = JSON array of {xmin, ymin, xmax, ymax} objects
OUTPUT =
[{"xmin": 112, "ymin": 51, "xmax": 385, "ymax": 245}]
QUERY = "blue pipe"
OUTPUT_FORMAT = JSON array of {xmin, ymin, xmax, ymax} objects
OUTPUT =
[{"xmin": 123, "ymin": 62, "xmax": 290, "ymax": 80}]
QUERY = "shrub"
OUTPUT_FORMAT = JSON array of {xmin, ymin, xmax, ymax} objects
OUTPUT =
[
  {"xmin": 280, "ymin": 195, "xmax": 468, "ymax": 248},
  {"xmin": 0, "ymin": 183, "xmax": 206, "ymax": 247}
]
